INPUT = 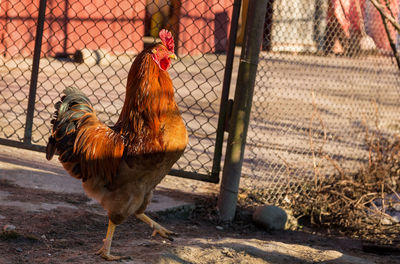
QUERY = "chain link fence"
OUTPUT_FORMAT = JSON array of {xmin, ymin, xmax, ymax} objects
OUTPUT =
[
  {"xmin": 0, "ymin": 0, "xmax": 236, "ymax": 180},
  {"xmin": 242, "ymin": 0, "xmax": 400, "ymax": 205},
  {"xmin": 2, "ymin": 0, "xmax": 400, "ymax": 200}
]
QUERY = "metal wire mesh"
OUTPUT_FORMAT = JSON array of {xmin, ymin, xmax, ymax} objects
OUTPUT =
[
  {"xmin": 0, "ymin": 0, "xmax": 234, "ymax": 178},
  {"xmin": 4, "ymin": 0, "xmax": 399, "ymax": 193},
  {"xmin": 0, "ymin": 1, "xmax": 39, "ymax": 142},
  {"xmin": 243, "ymin": 0, "xmax": 400, "ymax": 205}
]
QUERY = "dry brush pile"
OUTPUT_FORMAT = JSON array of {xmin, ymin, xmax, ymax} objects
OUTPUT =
[
  {"xmin": 291, "ymin": 133, "xmax": 400, "ymax": 246},
  {"xmin": 291, "ymin": 98, "xmax": 400, "ymax": 246},
  {"xmin": 239, "ymin": 96, "xmax": 400, "ymax": 247}
]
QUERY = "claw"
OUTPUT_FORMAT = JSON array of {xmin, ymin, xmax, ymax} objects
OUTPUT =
[
  {"xmin": 96, "ymin": 247, "xmax": 130, "ymax": 261},
  {"xmin": 151, "ymin": 226, "xmax": 177, "ymax": 241},
  {"xmin": 135, "ymin": 213, "xmax": 177, "ymax": 241}
]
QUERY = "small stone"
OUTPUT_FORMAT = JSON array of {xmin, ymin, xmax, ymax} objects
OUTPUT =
[
  {"xmin": 16, "ymin": 248, "xmax": 23, "ymax": 253},
  {"xmin": 386, "ymin": 193, "xmax": 400, "ymax": 203},
  {"xmin": 392, "ymin": 213, "xmax": 400, "ymax": 223},
  {"xmin": 216, "ymin": 225, "xmax": 224, "ymax": 230},
  {"xmin": 284, "ymin": 209, "xmax": 298, "ymax": 230},
  {"xmin": 381, "ymin": 218, "xmax": 392, "ymax": 225},
  {"xmin": 41, "ymin": 235, "xmax": 47, "ymax": 239},
  {"xmin": 373, "ymin": 199, "xmax": 383, "ymax": 207},
  {"xmin": 3, "ymin": 224, "xmax": 16, "ymax": 232},
  {"xmin": 252, "ymin": 205, "xmax": 288, "ymax": 231},
  {"xmin": 73, "ymin": 48, "xmax": 109, "ymax": 65},
  {"xmin": 221, "ymin": 247, "xmax": 235, "ymax": 257}
]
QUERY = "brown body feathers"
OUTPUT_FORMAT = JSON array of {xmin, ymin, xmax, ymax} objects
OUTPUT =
[{"xmin": 46, "ymin": 42, "xmax": 187, "ymax": 225}]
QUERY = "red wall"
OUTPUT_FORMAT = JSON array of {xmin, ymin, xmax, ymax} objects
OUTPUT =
[
  {"xmin": 178, "ymin": 0, "xmax": 233, "ymax": 56},
  {"xmin": 0, "ymin": 0, "xmax": 233, "ymax": 57},
  {"xmin": 0, "ymin": 0, "xmax": 146, "ymax": 57},
  {"xmin": 0, "ymin": 0, "xmax": 38, "ymax": 57}
]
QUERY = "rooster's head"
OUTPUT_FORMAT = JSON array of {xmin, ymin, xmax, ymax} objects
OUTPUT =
[{"xmin": 151, "ymin": 29, "xmax": 177, "ymax": 71}]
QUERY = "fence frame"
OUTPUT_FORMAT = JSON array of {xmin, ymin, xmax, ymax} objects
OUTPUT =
[{"xmin": 24, "ymin": 0, "xmax": 47, "ymax": 146}]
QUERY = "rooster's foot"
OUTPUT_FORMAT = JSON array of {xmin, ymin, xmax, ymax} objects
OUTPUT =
[
  {"xmin": 96, "ymin": 247, "xmax": 130, "ymax": 261},
  {"xmin": 135, "ymin": 213, "xmax": 178, "ymax": 241},
  {"xmin": 151, "ymin": 223, "xmax": 177, "ymax": 241}
]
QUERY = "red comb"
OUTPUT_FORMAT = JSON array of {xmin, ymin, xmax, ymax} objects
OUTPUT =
[{"xmin": 159, "ymin": 29, "xmax": 174, "ymax": 52}]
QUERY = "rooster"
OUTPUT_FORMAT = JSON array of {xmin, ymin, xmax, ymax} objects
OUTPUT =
[{"xmin": 46, "ymin": 29, "xmax": 188, "ymax": 261}]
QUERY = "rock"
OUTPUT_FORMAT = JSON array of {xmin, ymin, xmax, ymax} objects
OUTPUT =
[
  {"xmin": 3, "ymin": 224, "xmax": 16, "ymax": 232},
  {"xmin": 391, "ymin": 212, "xmax": 400, "ymax": 223},
  {"xmin": 73, "ymin": 48, "xmax": 101, "ymax": 65},
  {"xmin": 252, "ymin": 205, "xmax": 288, "ymax": 231},
  {"xmin": 73, "ymin": 48, "xmax": 112, "ymax": 65},
  {"xmin": 371, "ymin": 193, "xmax": 400, "ymax": 224},
  {"xmin": 385, "ymin": 193, "xmax": 400, "ymax": 202},
  {"xmin": 284, "ymin": 209, "xmax": 299, "ymax": 230},
  {"xmin": 381, "ymin": 217, "xmax": 392, "ymax": 226},
  {"xmin": 372, "ymin": 198, "xmax": 383, "ymax": 207},
  {"xmin": 360, "ymin": 35, "xmax": 376, "ymax": 51}
]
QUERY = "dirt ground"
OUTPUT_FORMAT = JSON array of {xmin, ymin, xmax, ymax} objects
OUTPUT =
[
  {"xmin": 1, "ymin": 180, "xmax": 400, "ymax": 264},
  {"xmin": 0, "ymin": 147, "xmax": 399, "ymax": 264}
]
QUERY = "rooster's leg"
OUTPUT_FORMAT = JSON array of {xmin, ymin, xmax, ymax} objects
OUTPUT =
[
  {"xmin": 96, "ymin": 219, "xmax": 129, "ymax": 261},
  {"xmin": 135, "ymin": 213, "xmax": 177, "ymax": 240}
]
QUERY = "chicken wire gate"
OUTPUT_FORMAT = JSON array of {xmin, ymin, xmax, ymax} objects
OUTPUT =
[
  {"xmin": 241, "ymin": 0, "xmax": 400, "ymax": 206},
  {"xmin": 0, "ymin": 0, "xmax": 241, "ymax": 183}
]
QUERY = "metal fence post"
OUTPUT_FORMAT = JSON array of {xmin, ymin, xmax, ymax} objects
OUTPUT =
[
  {"xmin": 211, "ymin": 0, "xmax": 242, "ymax": 183},
  {"xmin": 23, "ymin": 0, "xmax": 47, "ymax": 145},
  {"xmin": 217, "ymin": 0, "xmax": 268, "ymax": 222}
]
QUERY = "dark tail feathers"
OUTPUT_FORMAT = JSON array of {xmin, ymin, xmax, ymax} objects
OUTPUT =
[{"xmin": 46, "ymin": 87, "xmax": 93, "ymax": 161}]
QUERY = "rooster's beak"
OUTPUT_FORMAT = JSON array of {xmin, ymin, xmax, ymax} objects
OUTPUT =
[{"xmin": 169, "ymin": 53, "xmax": 177, "ymax": 60}]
